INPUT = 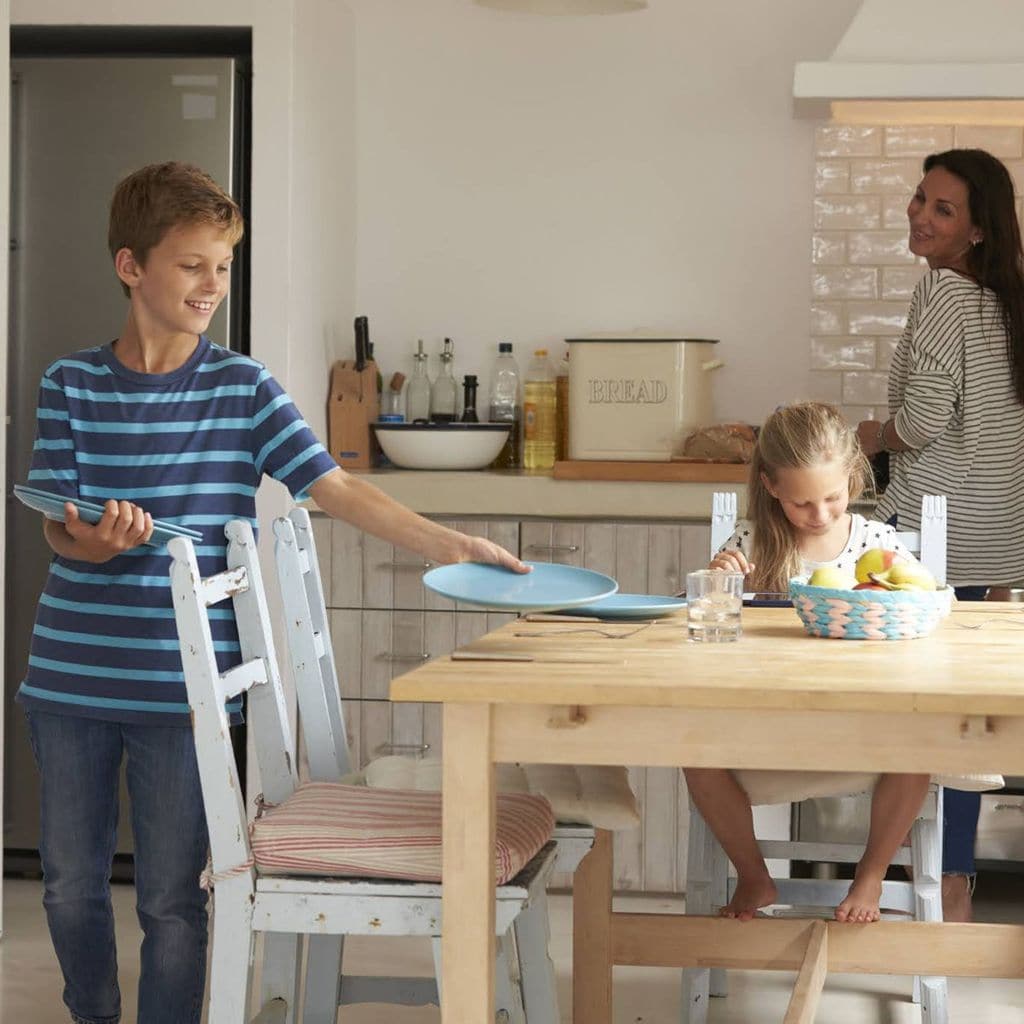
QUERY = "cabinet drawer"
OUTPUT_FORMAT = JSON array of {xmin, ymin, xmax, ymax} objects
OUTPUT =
[
  {"xmin": 328, "ymin": 517, "xmax": 518, "ymax": 610},
  {"xmin": 328, "ymin": 608, "xmax": 515, "ymax": 767}
]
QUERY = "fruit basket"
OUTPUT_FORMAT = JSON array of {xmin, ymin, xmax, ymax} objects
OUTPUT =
[{"xmin": 788, "ymin": 578, "xmax": 954, "ymax": 640}]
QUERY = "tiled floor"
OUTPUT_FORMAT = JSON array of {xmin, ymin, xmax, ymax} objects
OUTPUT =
[{"xmin": 2, "ymin": 875, "xmax": 1024, "ymax": 1022}]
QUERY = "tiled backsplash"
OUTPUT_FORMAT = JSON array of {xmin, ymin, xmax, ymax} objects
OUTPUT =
[{"xmin": 809, "ymin": 122, "xmax": 1024, "ymax": 424}]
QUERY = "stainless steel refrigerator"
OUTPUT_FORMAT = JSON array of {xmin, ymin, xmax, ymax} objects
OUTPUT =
[{"xmin": 5, "ymin": 55, "xmax": 245, "ymax": 862}]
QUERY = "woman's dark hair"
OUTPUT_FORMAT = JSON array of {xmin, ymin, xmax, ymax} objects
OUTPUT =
[{"xmin": 924, "ymin": 149, "xmax": 1024, "ymax": 403}]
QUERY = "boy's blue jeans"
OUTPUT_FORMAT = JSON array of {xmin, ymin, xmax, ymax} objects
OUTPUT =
[{"xmin": 26, "ymin": 709, "xmax": 210, "ymax": 1024}]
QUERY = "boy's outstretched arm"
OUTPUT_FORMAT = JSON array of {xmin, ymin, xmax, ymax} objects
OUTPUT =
[
  {"xmin": 43, "ymin": 500, "xmax": 154, "ymax": 563},
  {"xmin": 308, "ymin": 469, "xmax": 528, "ymax": 573}
]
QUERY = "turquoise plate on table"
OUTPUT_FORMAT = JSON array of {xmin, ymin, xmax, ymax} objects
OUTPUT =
[
  {"xmin": 555, "ymin": 593, "xmax": 687, "ymax": 620},
  {"xmin": 14, "ymin": 485, "xmax": 203, "ymax": 548},
  {"xmin": 422, "ymin": 560, "xmax": 618, "ymax": 611}
]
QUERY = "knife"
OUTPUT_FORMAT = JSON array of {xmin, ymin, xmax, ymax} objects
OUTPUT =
[{"xmin": 354, "ymin": 316, "xmax": 368, "ymax": 371}]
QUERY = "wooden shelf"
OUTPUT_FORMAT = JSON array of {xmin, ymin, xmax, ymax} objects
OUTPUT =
[{"xmin": 552, "ymin": 460, "xmax": 749, "ymax": 483}]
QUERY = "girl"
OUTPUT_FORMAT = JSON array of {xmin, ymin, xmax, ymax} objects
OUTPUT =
[{"xmin": 685, "ymin": 401, "xmax": 929, "ymax": 923}]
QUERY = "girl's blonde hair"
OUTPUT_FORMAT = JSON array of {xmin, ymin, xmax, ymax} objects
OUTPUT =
[{"xmin": 747, "ymin": 402, "xmax": 872, "ymax": 591}]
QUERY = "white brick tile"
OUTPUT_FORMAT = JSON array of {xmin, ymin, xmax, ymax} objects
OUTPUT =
[
  {"xmin": 813, "ymin": 195, "xmax": 881, "ymax": 229},
  {"xmin": 841, "ymin": 404, "xmax": 877, "ymax": 425},
  {"xmin": 883, "ymin": 126, "xmax": 953, "ymax": 157},
  {"xmin": 953, "ymin": 125, "xmax": 1023, "ymax": 158},
  {"xmin": 877, "ymin": 338, "xmax": 901, "ymax": 371},
  {"xmin": 1003, "ymin": 160, "xmax": 1024, "ymax": 196},
  {"xmin": 848, "ymin": 230, "xmax": 917, "ymax": 265},
  {"xmin": 816, "ymin": 125, "xmax": 882, "ymax": 158},
  {"xmin": 882, "ymin": 195, "xmax": 909, "ymax": 228},
  {"xmin": 847, "ymin": 301, "xmax": 908, "ymax": 336},
  {"xmin": 810, "ymin": 303, "xmax": 844, "ymax": 335},
  {"xmin": 881, "ymin": 266, "xmax": 926, "ymax": 301},
  {"xmin": 815, "ymin": 160, "xmax": 850, "ymax": 194},
  {"xmin": 850, "ymin": 159, "xmax": 920, "ymax": 195},
  {"xmin": 810, "ymin": 337, "xmax": 877, "ymax": 370},
  {"xmin": 842, "ymin": 371, "xmax": 889, "ymax": 405},
  {"xmin": 812, "ymin": 232, "xmax": 847, "ymax": 265},
  {"xmin": 807, "ymin": 369, "xmax": 844, "ymax": 403},
  {"xmin": 812, "ymin": 267, "xmax": 878, "ymax": 300}
]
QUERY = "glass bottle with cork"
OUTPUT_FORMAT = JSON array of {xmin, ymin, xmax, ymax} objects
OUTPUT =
[
  {"xmin": 406, "ymin": 340, "xmax": 431, "ymax": 422},
  {"xmin": 523, "ymin": 348, "xmax": 557, "ymax": 471},
  {"xmin": 430, "ymin": 338, "xmax": 457, "ymax": 423}
]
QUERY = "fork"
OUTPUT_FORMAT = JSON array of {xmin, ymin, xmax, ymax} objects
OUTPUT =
[
  {"xmin": 710, "ymin": 491, "xmax": 738, "ymax": 555},
  {"xmin": 513, "ymin": 622, "xmax": 654, "ymax": 640},
  {"xmin": 920, "ymin": 494, "xmax": 948, "ymax": 583},
  {"xmin": 953, "ymin": 618, "xmax": 1024, "ymax": 631}
]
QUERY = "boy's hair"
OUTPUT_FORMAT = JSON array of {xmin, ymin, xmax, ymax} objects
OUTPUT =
[
  {"xmin": 747, "ymin": 401, "xmax": 872, "ymax": 591},
  {"xmin": 108, "ymin": 161, "xmax": 244, "ymax": 296}
]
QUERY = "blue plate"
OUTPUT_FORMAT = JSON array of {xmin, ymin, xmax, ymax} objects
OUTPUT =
[
  {"xmin": 14, "ymin": 485, "xmax": 203, "ymax": 548},
  {"xmin": 555, "ymin": 593, "xmax": 687, "ymax": 620},
  {"xmin": 423, "ymin": 560, "xmax": 618, "ymax": 611}
]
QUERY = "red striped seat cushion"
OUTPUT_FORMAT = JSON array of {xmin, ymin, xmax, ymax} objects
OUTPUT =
[{"xmin": 250, "ymin": 782, "xmax": 555, "ymax": 885}]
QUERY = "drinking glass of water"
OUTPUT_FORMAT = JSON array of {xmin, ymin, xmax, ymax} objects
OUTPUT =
[{"xmin": 686, "ymin": 569, "xmax": 743, "ymax": 642}]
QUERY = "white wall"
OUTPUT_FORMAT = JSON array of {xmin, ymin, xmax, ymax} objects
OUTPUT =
[
  {"xmin": 2, "ymin": 0, "xmax": 863, "ymax": 429},
  {"xmin": 349, "ymin": 0, "xmax": 861, "ymax": 423}
]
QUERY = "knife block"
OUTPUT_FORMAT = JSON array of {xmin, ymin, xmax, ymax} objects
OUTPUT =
[{"xmin": 327, "ymin": 359, "xmax": 380, "ymax": 469}]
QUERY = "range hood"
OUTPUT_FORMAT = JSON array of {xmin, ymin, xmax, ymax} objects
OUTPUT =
[{"xmin": 794, "ymin": 0, "xmax": 1024, "ymax": 113}]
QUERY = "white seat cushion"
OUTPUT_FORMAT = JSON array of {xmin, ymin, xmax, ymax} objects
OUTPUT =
[
  {"xmin": 250, "ymin": 782, "xmax": 555, "ymax": 885},
  {"xmin": 364, "ymin": 756, "xmax": 640, "ymax": 831},
  {"xmin": 734, "ymin": 769, "xmax": 1004, "ymax": 806}
]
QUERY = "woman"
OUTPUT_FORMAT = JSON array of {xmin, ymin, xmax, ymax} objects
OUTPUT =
[{"xmin": 857, "ymin": 148, "xmax": 1024, "ymax": 922}]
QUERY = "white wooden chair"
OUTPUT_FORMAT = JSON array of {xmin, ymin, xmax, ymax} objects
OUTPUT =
[
  {"xmin": 168, "ymin": 521, "xmax": 558, "ymax": 1024},
  {"xmin": 680, "ymin": 493, "xmax": 952, "ymax": 1024},
  {"xmin": 272, "ymin": 507, "xmax": 635, "ymax": 1023}
]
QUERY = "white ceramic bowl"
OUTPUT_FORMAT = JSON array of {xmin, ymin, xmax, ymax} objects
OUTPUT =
[{"xmin": 372, "ymin": 422, "xmax": 511, "ymax": 470}]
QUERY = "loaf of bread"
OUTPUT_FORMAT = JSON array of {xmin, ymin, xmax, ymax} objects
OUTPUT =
[{"xmin": 679, "ymin": 423, "xmax": 757, "ymax": 463}]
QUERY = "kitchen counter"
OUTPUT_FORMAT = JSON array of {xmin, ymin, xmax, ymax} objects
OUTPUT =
[{"xmin": 304, "ymin": 468, "xmax": 748, "ymax": 520}]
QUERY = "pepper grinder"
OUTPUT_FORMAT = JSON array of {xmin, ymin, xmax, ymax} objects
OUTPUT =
[{"xmin": 461, "ymin": 375, "xmax": 479, "ymax": 423}]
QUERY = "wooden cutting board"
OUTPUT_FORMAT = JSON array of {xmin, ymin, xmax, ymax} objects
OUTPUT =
[{"xmin": 552, "ymin": 460, "xmax": 749, "ymax": 483}]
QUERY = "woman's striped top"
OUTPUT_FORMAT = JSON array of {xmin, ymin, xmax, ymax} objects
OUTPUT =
[
  {"xmin": 17, "ymin": 336, "xmax": 339, "ymax": 725},
  {"xmin": 874, "ymin": 268, "xmax": 1024, "ymax": 586}
]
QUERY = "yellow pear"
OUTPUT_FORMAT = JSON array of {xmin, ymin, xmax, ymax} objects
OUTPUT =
[
  {"xmin": 808, "ymin": 567, "xmax": 857, "ymax": 589},
  {"xmin": 885, "ymin": 561, "xmax": 936, "ymax": 591}
]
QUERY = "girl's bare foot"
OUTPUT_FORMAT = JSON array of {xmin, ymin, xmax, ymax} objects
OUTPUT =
[
  {"xmin": 720, "ymin": 875, "xmax": 778, "ymax": 922},
  {"xmin": 835, "ymin": 872, "xmax": 883, "ymax": 923}
]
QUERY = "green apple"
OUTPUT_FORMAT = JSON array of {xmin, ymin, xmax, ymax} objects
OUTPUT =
[{"xmin": 808, "ymin": 567, "xmax": 857, "ymax": 589}]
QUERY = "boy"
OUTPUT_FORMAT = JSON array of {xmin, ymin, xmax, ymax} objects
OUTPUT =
[{"xmin": 19, "ymin": 161, "xmax": 523, "ymax": 1024}]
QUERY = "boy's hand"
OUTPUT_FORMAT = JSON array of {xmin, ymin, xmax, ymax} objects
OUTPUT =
[
  {"xmin": 63, "ymin": 500, "xmax": 154, "ymax": 561},
  {"xmin": 452, "ymin": 534, "xmax": 530, "ymax": 574},
  {"xmin": 709, "ymin": 549, "xmax": 753, "ymax": 575}
]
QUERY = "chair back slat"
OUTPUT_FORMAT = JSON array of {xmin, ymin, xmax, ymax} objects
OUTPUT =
[
  {"xmin": 169, "ymin": 535, "xmax": 253, "ymax": 877},
  {"xmin": 273, "ymin": 509, "xmax": 353, "ymax": 779},
  {"xmin": 709, "ymin": 491, "xmax": 738, "ymax": 559},
  {"xmin": 225, "ymin": 521, "xmax": 299, "ymax": 806}
]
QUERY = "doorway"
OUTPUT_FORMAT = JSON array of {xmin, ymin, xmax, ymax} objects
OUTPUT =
[{"xmin": 4, "ymin": 25, "xmax": 252, "ymax": 876}]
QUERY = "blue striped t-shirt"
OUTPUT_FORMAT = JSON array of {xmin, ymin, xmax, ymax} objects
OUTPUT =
[{"xmin": 17, "ymin": 336, "xmax": 339, "ymax": 725}]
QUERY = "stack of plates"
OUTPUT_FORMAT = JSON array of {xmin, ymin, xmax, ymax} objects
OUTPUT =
[
  {"xmin": 423, "ymin": 561, "xmax": 617, "ymax": 611},
  {"xmin": 14, "ymin": 485, "xmax": 203, "ymax": 548}
]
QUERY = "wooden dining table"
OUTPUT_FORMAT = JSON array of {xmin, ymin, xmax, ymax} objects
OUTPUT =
[{"xmin": 390, "ymin": 602, "xmax": 1024, "ymax": 1022}]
